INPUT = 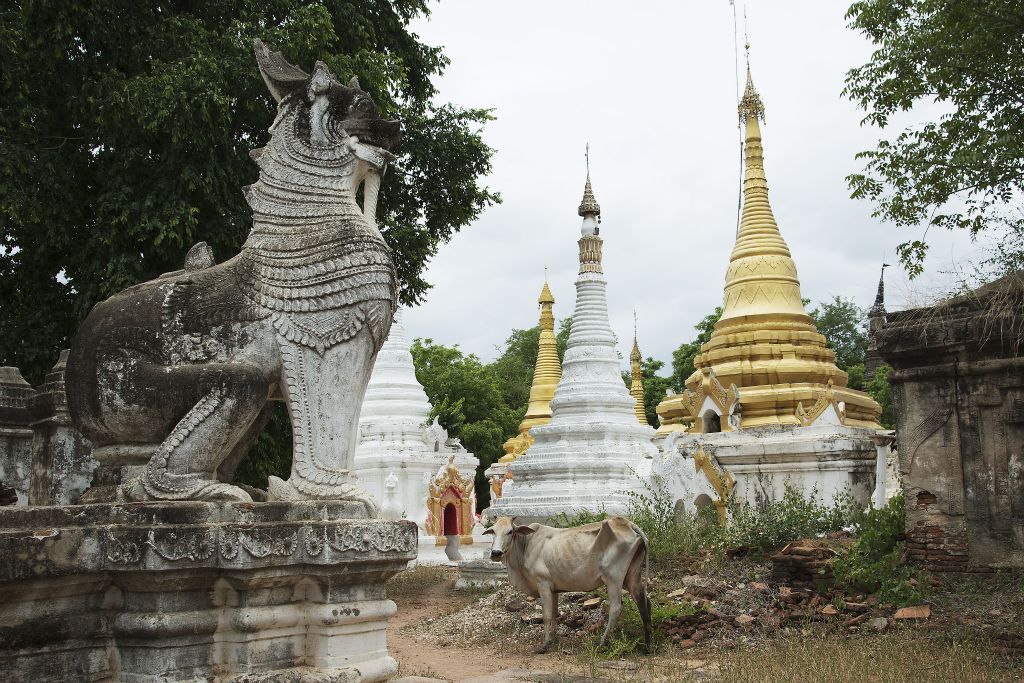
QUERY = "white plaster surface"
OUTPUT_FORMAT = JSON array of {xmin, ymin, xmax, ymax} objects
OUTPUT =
[
  {"xmin": 664, "ymin": 424, "xmax": 879, "ymax": 513},
  {"xmin": 352, "ymin": 309, "xmax": 478, "ymax": 542}
]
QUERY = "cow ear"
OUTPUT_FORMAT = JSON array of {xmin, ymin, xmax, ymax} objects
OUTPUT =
[
  {"xmin": 514, "ymin": 525, "xmax": 535, "ymax": 536},
  {"xmin": 482, "ymin": 528, "xmax": 494, "ymax": 536}
]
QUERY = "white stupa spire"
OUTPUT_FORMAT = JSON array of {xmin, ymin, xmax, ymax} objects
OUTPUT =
[{"xmin": 489, "ymin": 167, "xmax": 658, "ymax": 520}]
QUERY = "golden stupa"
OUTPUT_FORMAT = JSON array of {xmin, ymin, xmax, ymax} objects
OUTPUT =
[
  {"xmin": 499, "ymin": 281, "xmax": 562, "ymax": 462},
  {"xmin": 629, "ymin": 335, "xmax": 649, "ymax": 426},
  {"xmin": 657, "ymin": 66, "xmax": 881, "ymax": 434}
]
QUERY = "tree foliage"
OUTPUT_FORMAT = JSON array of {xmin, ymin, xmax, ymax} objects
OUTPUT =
[
  {"xmin": 844, "ymin": 1, "xmax": 1024, "ymax": 275},
  {"xmin": 866, "ymin": 364, "xmax": 895, "ymax": 429},
  {"xmin": 410, "ymin": 318, "xmax": 570, "ymax": 510},
  {"xmin": 670, "ymin": 307, "xmax": 722, "ymax": 391},
  {"xmin": 0, "ymin": 0, "xmax": 498, "ymax": 384},
  {"xmin": 809, "ymin": 296, "xmax": 868, "ymax": 373}
]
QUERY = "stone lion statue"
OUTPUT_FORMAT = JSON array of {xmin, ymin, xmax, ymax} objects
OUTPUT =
[{"xmin": 66, "ymin": 40, "xmax": 401, "ymax": 511}]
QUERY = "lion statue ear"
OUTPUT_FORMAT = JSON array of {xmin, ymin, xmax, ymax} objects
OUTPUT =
[{"xmin": 253, "ymin": 38, "xmax": 309, "ymax": 103}]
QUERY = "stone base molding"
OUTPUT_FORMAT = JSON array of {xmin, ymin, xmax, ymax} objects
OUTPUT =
[{"xmin": 0, "ymin": 501, "xmax": 416, "ymax": 682}]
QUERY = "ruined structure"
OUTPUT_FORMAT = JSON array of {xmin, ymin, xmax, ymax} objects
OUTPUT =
[
  {"xmin": 654, "ymin": 65, "xmax": 883, "ymax": 510},
  {"xmin": 352, "ymin": 308, "xmax": 478, "ymax": 546},
  {"xmin": 878, "ymin": 272, "xmax": 1024, "ymax": 570},
  {"xmin": 0, "ymin": 40, "xmax": 415, "ymax": 682},
  {"xmin": 0, "ymin": 366, "xmax": 34, "ymax": 505},
  {"xmin": 485, "ymin": 281, "xmax": 561, "ymax": 497},
  {"xmin": 489, "ymin": 173, "xmax": 658, "ymax": 520}
]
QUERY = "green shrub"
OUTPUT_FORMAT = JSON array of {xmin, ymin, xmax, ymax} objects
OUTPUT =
[
  {"xmin": 553, "ymin": 481, "xmax": 861, "ymax": 565},
  {"xmin": 832, "ymin": 494, "xmax": 927, "ymax": 606},
  {"xmin": 549, "ymin": 507, "xmax": 608, "ymax": 528},
  {"xmin": 587, "ymin": 594, "xmax": 699, "ymax": 657},
  {"xmin": 723, "ymin": 483, "xmax": 859, "ymax": 552},
  {"xmin": 626, "ymin": 480, "xmax": 693, "ymax": 565}
]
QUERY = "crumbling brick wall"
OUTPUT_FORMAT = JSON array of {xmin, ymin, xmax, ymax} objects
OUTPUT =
[{"xmin": 878, "ymin": 272, "xmax": 1024, "ymax": 571}]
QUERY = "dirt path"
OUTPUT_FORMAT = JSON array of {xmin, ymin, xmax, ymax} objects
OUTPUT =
[{"xmin": 388, "ymin": 576, "xmax": 577, "ymax": 681}]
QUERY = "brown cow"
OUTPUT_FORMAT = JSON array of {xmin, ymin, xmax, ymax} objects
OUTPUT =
[{"xmin": 484, "ymin": 516, "xmax": 651, "ymax": 654}]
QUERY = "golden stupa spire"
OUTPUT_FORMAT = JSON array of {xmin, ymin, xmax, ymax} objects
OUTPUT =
[
  {"xmin": 499, "ymin": 279, "xmax": 563, "ymax": 463},
  {"xmin": 654, "ymin": 51, "xmax": 882, "ymax": 433},
  {"xmin": 629, "ymin": 313, "xmax": 649, "ymax": 426},
  {"xmin": 720, "ymin": 64, "xmax": 808, "ymax": 325}
]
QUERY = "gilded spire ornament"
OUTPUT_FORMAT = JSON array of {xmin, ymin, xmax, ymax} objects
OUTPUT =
[
  {"xmin": 629, "ymin": 326, "xmax": 649, "ymax": 426},
  {"xmin": 498, "ymin": 280, "xmax": 562, "ymax": 463},
  {"xmin": 655, "ymin": 62, "xmax": 882, "ymax": 432}
]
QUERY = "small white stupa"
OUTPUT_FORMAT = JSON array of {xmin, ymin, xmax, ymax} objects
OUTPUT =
[
  {"xmin": 488, "ymin": 170, "xmax": 659, "ymax": 521},
  {"xmin": 353, "ymin": 308, "xmax": 479, "ymax": 547}
]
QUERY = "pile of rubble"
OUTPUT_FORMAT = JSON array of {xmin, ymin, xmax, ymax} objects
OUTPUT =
[
  {"xmin": 769, "ymin": 538, "xmax": 846, "ymax": 588},
  {"xmin": 407, "ymin": 544, "xmax": 1022, "ymax": 658}
]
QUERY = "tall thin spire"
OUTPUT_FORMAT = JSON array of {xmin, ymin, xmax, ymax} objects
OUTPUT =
[
  {"xmin": 629, "ymin": 320, "xmax": 649, "ymax": 426},
  {"xmin": 577, "ymin": 159, "xmax": 603, "ymax": 274},
  {"xmin": 870, "ymin": 263, "xmax": 890, "ymax": 317},
  {"xmin": 498, "ymin": 280, "xmax": 562, "ymax": 463},
  {"xmin": 719, "ymin": 62, "xmax": 807, "ymax": 324}
]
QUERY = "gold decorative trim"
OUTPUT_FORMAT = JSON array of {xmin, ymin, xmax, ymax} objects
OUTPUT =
[{"xmin": 693, "ymin": 447, "xmax": 735, "ymax": 524}]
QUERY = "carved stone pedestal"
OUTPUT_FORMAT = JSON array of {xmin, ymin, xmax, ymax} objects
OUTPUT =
[{"xmin": 0, "ymin": 501, "xmax": 416, "ymax": 682}]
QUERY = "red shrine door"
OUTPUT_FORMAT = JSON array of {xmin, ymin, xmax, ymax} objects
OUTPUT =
[{"xmin": 442, "ymin": 503, "xmax": 459, "ymax": 536}]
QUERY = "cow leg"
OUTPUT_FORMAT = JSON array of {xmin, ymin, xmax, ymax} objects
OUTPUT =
[
  {"xmin": 600, "ymin": 582, "xmax": 624, "ymax": 649},
  {"xmin": 534, "ymin": 583, "xmax": 557, "ymax": 654},
  {"xmin": 629, "ymin": 582, "xmax": 651, "ymax": 653},
  {"xmin": 626, "ymin": 546, "xmax": 652, "ymax": 652}
]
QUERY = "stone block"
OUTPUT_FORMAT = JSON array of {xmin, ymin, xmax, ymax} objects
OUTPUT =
[
  {"xmin": 0, "ymin": 500, "xmax": 416, "ymax": 682},
  {"xmin": 28, "ymin": 350, "xmax": 96, "ymax": 505}
]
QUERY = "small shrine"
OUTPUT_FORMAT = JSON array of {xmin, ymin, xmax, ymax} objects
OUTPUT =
[
  {"xmin": 485, "ymin": 281, "xmax": 562, "ymax": 498},
  {"xmin": 352, "ymin": 308, "xmax": 479, "ymax": 547},
  {"xmin": 655, "ymin": 61, "xmax": 887, "ymax": 511},
  {"xmin": 426, "ymin": 455, "xmax": 477, "ymax": 545}
]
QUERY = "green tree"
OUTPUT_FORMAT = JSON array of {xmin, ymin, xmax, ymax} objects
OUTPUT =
[
  {"xmin": 410, "ymin": 338, "xmax": 520, "ymax": 510},
  {"xmin": 0, "ymin": 0, "xmax": 498, "ymax": 385},
  {"xmin": 844, "ymin": 1, "xmax": 1024, "ymax": 276},
  {"xmin": 488, "ymin": 316, "xmax": 571, "ymax": 412},
  {"xmin": 670, "ymin": 307, "xmax": 722, "ymax": 391},
  {"xmin": 866, "ymin": 364, "xmax": 895, "ymax": 429},
  {"xmin": 809, "ymin": 296, "xmax": 868, "ymax": 372}
]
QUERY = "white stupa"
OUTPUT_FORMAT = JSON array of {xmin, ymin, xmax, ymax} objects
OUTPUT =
[
  {"xmin": 353, "ymin": 309, "xmax": 479, "ymax": 546},
  {"xmin": 488, "ymin": 172, "xmax": 659, "ymax": 521}
]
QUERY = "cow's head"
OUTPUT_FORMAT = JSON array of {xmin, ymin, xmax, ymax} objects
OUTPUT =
[{"xmin": 482, "ymin": 516, "xmax": 534, "ymax": 562}]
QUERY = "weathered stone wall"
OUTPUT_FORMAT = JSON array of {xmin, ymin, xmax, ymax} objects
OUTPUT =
[
  {"xmin": 878, "ymin": 272, "xmax": 1024, "ymax": 571},
  {"xmin": 0, "ymin": 501, "xmax": 416, "ymax": 682},
  {"xmin": 0, "ymin": 366, "xmax": 35, "ymax": 505},
  {"xmin": 29, "ymin": 350, "xmax": 95, "ymax": 505}
]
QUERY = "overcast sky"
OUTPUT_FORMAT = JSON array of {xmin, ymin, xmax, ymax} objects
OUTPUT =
[{"xmin": 402, "ymin": 0, "xmax": 982, "ymax": 369}]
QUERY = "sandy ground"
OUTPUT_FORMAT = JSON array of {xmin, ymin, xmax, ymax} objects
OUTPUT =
[{"xmin": 387, "ymin": 576, "xmax": 582, "ymax": 681}]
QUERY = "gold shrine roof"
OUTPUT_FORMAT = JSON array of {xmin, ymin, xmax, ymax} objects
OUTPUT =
[
  {"xmin": 656, "ymin": 66, "xmax": 881, "ymax": 434},
  {"xmin": 500, "ymin": 281, "xmax": 562, "ymax": 462}
]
